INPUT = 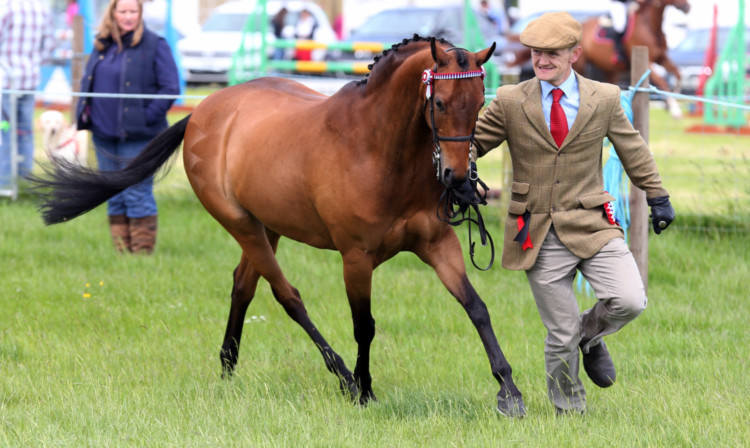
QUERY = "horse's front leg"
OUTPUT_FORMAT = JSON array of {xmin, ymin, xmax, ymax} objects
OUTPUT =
[
  {"xmin": 341, "ymin": 250, "xmax": 377, "ymax": 405},
  {"xmin": 415, "ymin": 228, "xmax": 526, "ymax": 417}
]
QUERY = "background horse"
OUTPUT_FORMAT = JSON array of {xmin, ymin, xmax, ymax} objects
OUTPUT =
[
  {"xmin": 574, "ymin": 0, "xmax": 691, "ymax": 118},
  {"xmin": 32, "ymin": 37, "xmax": 526, "ymax": 417}
]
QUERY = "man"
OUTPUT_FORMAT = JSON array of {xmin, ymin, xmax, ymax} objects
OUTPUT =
[
  {"xmin": 472, "ymin": 12, "xmax": 674, "ymax": 415},
  {"xmin": 0, "ymin": 0, "xmax": 55, "ymax": 186},
  {"xmin": 480, "ymin": 0, "xmax": 509, "ymax": 35}
]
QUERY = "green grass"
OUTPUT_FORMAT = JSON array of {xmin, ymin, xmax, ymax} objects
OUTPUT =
[{"xmin": 1, "ymin": 95, "xmax": 748, "ymax": 446}]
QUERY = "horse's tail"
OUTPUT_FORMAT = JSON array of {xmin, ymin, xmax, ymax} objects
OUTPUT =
[{"xmin": 33, "ymin": 114, "xmax": 192, "ymax": 225}]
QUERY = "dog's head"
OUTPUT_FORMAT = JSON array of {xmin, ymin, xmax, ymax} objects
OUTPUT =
[{"xmin": 39, "ymin": 110, "xmax": 67, "ymax": 143}]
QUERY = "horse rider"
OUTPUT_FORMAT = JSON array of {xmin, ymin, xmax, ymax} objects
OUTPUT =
[
  {"xmin": 472, "ymin": 11, "xmax": 675, "ymax": 415},
  {"xmin": 609, "ymin": 0, "xmax": 644, "ymax": 65}
]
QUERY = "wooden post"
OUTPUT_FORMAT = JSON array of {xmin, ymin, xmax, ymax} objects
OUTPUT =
[
  {"xmin": 629, "ymin": 46, "xmax": 650, "ymax": 292},
  {"xmin": 71, "ymin": 14, "xmax": 85, "ymax": 116}
]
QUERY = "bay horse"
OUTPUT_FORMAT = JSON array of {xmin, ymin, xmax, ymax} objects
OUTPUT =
[
  {"xmin": 32, "ymin": 36, "xmax": 526, "ymax": 417},
  {"xmin": 574, "ymin": 0, "xmax": 691, "ymax": 118}
]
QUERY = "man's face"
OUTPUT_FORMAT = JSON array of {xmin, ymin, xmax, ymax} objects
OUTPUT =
[{"xmin": 530, "ymin": 46, "xmax": 582, "ymax": 86}]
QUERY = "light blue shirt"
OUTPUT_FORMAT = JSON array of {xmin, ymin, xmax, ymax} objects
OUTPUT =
[{"xmin": 540, "ymin": 71, "xmax": 580, "ymax": 131}]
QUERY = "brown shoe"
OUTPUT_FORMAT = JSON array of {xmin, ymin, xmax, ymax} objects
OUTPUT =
[
  {"xmin": 129, "ymin": 215, "xmax": 157, "ymax": 254},
  {"xmin": 108, "ymin": 214, "xmax": 131, "ymax": 253}
]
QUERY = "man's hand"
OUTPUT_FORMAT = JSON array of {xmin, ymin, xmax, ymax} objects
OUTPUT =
[{"xmin": 647, "ymin": 196, "xmax": 675, "ymax": 234}]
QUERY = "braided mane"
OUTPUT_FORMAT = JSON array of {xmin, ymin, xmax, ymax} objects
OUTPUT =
[{"xmin": 356, "ymin": 34, "xmax": 454, "ymax": 86}]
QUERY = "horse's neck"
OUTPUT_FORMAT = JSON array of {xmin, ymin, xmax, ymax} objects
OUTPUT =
[
  {"xmin": 639, "ymin": 4, "xmax": 667, "ymax": 41},
  {"xmin": 363, "ymin": 51, "xmax": 434, "ymax": 161}
]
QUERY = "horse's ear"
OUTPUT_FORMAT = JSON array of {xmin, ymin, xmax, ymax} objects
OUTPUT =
[
  {"xmin": 430, "ymin": 37, "xmax": 438, "ymax": 63},
  {"xmin": 476, "ymin": 42, "xmax": 496, "ymax": 66}
]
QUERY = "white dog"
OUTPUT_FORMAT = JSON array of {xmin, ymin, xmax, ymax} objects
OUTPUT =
[{"xmin": 39, "ymin": 110, "xmax": 88, "ymax": 167}]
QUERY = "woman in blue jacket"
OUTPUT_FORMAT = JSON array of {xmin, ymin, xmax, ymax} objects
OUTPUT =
[{"xmin": 77, "ymin": 0, "xmax": 179, "ymax": 254}]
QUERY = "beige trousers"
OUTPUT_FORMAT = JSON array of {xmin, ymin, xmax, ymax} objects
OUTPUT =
[{"xmin": 525, "ymin": 227, "xmax": 647, "ymax": 411}]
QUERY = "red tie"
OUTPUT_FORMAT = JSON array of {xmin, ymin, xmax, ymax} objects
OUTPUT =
[{"xmin": 550, "ymin": 88, "xmax": 568, "ymax": 148}]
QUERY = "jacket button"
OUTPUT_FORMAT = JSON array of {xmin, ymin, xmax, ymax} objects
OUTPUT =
[
  {"xmin": 125, "ymin": 81, "xmax": 130, "ymax": 86},
  {"xmin": 124, "ymin": 107, "xmax": 128, "ymax": 111},
  {"xmin": 99, "ymin": 55, "xmax": 104, "ymax": 60}
]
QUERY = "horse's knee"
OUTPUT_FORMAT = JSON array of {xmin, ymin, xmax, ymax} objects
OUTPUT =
[{"xmin": 353, "ymin": 317, "xmax": 375, "ymax": 345}]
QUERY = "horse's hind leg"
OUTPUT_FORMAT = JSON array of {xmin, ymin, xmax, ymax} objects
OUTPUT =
[
  {"xmin": 220, "ymin": 250, "xmax": 266, "ymax": 377},
  {"xmin": 227, "ymin": 224, "xmax": 359, "ymax": 400}
]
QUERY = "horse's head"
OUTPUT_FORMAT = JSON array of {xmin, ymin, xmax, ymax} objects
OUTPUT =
[
  {"xmin": 422, "ymin": 38, "xmax": 496, "ymax": 189},
  {"xmin": 648, "ymin": 0, "xmax": 690, "ymax": 13},
  {"xmin": 665, "ymin": 0, "xmax": 690, "ymax": 13}
]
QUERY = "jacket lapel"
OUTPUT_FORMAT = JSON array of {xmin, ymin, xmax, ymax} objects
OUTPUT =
[
  {"xmin": 521, "ymin": 80, "xmax": 559, "ymax": 150},
  {"xmin": 562, "ymin": 73, "xmax": 598, "ymax": 149}
]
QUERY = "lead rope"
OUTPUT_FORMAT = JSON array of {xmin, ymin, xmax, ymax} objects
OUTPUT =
[{"xmin": 436, "ymin": 162, "xmax": 495, "ymax": 271}]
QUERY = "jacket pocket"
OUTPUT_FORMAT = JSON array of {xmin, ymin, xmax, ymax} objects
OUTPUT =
[
  {"xmin": 579, "ymin": 191, "xmax": 616, "ymax": 209},
  {"xmin": 511, "ymin": 181, "xmax": 530, "ymax": 194},
  {"xmin": 508, "ymin": 200, "xmax": 528, "ymax": 216}
]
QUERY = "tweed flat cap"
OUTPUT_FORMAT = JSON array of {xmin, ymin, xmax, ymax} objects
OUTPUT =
[{"xmin": 519, "ymin": 11, "xmax": 582, "ymax": 50}]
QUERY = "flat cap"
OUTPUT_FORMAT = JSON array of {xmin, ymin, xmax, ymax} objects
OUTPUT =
[{"xmin": 519, "ymin": 11, "xmax": 582, "ymax": 50}]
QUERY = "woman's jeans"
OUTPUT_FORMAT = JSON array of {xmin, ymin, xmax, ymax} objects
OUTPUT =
[{"xmin": 92, "ymin": 135, "xmax": 157, "ymax": 218}]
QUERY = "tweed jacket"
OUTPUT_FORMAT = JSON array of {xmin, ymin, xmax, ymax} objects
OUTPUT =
[{"xmin": 473, "ymin": 72, "xmax": 669, "ymax": 271}]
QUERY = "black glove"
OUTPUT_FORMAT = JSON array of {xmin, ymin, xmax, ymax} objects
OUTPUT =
[{"xmin": 647, "ymin": 196, "xmax": 675, "ymax": 234}]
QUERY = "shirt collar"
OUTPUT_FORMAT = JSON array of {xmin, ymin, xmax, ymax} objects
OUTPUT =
[{"xmin": 540, "ymin": 71, "xmax": 577, "ymax": 100}]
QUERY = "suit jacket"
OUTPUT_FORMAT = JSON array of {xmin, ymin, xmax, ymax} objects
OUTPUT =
[{"xmin": 473, "ymin": 73, "xmax": 669, "ymax": 271}]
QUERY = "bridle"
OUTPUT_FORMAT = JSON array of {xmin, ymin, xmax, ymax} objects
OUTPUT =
[
  {"xmin": 421, "ymin": 48, "xmax": 485, "ymax": 182},
  {"xmin": 421, "ymin": 48, "xmax": 494, "ymax": 270}
]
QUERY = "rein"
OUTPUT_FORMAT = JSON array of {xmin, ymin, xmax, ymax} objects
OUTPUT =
[{"xmin": 421, "ymin": 52, "xmax": 494, "ymax": 270}]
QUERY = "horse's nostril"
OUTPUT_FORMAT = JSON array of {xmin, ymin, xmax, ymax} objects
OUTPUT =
[{"xmin": 443, "ymin": 167, "xmax": 454, "ymax": 183}]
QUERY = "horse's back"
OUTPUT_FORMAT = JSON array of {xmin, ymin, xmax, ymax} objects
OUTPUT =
[{"xmin": 182, "ymin": 78, "xmax": 344, "ymax": 248}]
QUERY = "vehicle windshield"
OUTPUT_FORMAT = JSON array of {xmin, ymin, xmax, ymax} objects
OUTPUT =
[
  {"xmin": 355, "ymin": 10, "xmax": 440, "ymax": 38},
  {"xmin": 673, "ymin": 29, "xmax": 730, "ymax": 52},
  {"xmin": 202, "ymin": 12, "xmax": 257, "ymax": 32}
]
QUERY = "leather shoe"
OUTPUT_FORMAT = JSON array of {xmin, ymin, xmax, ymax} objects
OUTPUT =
[{"xmin": 581, "ymin": 341, "xmax": 616, "ymax": 388}]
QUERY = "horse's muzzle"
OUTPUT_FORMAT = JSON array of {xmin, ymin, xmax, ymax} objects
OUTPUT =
[{"xmin": 440, "ymin": 167, "xmax": 468, "ymax": 190}]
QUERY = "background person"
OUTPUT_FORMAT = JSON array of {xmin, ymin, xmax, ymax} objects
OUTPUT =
[
  {"xmin": 294, "ymin": 9, "xmax": 317, "ymax": 61},
  {"xmin": 76, "ymin": 0, "xmax": 179, "ymax": 254},
  {"xmin": 0, "ymin": 0, "xmax": 55, "ymax": 188},
  {"xmin": 472, "ymin": 12, "xmax": 675, "ymax": 415},
  {"xmin": 271, "ymin": 7, "xmax": 288, "ymax": 60},
  {"xmin": 609, "ymin": 0, "xmax": 645, "ymax": 64}
]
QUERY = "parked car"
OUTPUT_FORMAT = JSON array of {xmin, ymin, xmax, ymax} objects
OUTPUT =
[
  {"xmin": 177, "ymin": 0, "xmax": 336, "ymax": 84},
  {"xmin": 333, "ymin": 6, "xmax": 503, "ymax": 66},
  {"xmin": 654, "ymin": 26, "xmax": 750, "ymax": 94}
]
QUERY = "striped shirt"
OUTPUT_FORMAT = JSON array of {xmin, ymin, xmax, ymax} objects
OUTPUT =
[{"xmin": 0, "ymin": 0, "xmax": 55, "ymax": 90}]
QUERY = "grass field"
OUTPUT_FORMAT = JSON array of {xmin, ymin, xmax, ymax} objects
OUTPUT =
[{"xmin": 1, "ymin": 97, "xmax": 748, "ymax": 446}]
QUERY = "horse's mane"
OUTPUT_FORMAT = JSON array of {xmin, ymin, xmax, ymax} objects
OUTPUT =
[{"xmin": 356, "ymin": 34, "xmax": 454, "ymax": 86}]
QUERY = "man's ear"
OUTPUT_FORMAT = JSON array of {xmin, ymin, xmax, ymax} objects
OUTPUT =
[{"xmin": 570, "ymin": 45, "xmax": 583, "ymax": 64}]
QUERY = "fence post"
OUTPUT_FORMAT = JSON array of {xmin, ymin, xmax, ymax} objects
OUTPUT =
[{"xmin": 630, "ymin": 46, "xmax": 650, "ymax": 291}]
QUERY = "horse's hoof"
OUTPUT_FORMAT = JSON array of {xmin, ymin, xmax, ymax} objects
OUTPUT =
[
  {"xmin": 496, "ymin": 394, "xmax": 526, "ymax": 418},
  {"xmin": 358, "ymin": 389, "xmax": 377, "ymax": 406},
  {"xmin": 338, "ymin": 377, "xmax": 360, "ymax": 402}
]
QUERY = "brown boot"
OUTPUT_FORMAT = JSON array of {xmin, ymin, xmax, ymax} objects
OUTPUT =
[
  {"xmin": 129, "ymin": 215, "xmax": 158, "ymax": 254},
  {"xmin": 109, "ymin": 215, "xmax": 131, "ymax": 253}
]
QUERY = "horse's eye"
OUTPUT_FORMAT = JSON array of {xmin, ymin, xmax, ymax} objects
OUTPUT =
[{"xmin": 435, "ymin": 98, "xmax": 445, "ymax": 112}]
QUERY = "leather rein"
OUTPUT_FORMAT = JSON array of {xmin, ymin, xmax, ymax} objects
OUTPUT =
[{"xmin": 421, "ymin": 50, "xmax": 495, "ymax": 271}]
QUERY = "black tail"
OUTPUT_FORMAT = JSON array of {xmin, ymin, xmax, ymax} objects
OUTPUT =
[{"xmin": 31, "ymin": 114, "xmax": 192, "ymax": 225}]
